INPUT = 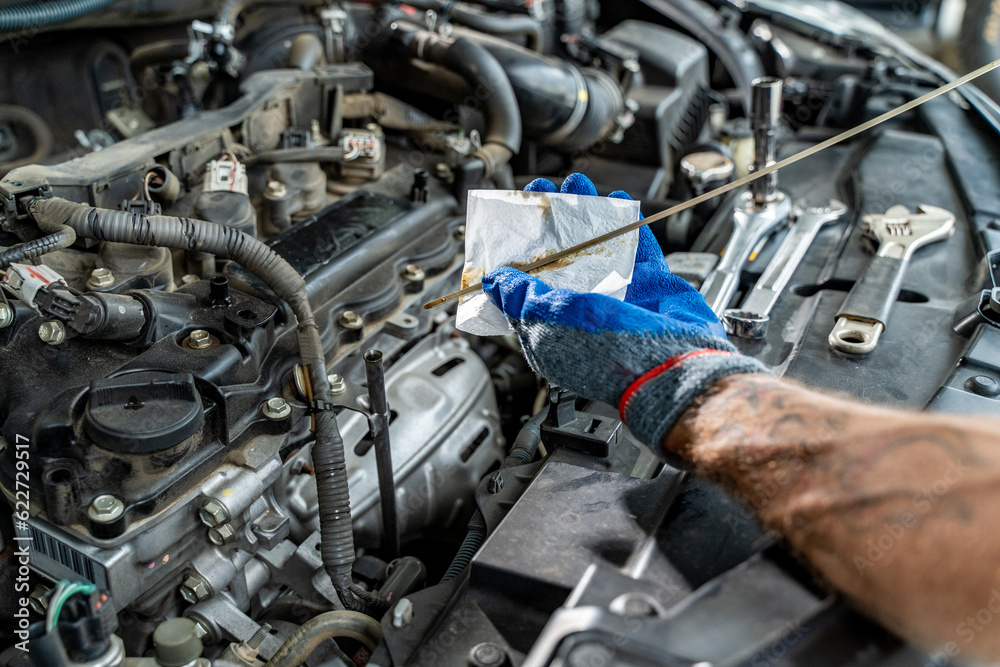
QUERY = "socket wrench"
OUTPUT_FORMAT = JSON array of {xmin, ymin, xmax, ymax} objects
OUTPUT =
[
  {"xmin": 700, "ymin": 191, "xmax": 792, "ymax": 315},
  {"xmin": 829, "ymin": 204, "xmax": 955, "ymax": 355},
  {"xmin": 724, "ymin": 199, "xmax": 847, "ymax": 339}
]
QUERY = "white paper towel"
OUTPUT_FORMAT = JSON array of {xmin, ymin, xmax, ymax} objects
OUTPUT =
[{"xmin": 457, "ymin": 189, "xmax": 641, "ymax": 336}]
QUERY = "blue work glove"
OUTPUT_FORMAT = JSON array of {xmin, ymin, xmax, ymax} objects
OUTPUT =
[{"xmin": 482, "ymin": 173, "xmax": 769, "ymax": 448}]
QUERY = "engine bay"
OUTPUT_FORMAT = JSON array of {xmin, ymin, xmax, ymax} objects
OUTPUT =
[{"xmin": 4, "ymin": 1, "xmax": 1000, "ymax": 665}]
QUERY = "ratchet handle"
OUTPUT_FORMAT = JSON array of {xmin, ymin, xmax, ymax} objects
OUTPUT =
[{"xmin": 836, "ymin": 255, "xmax": 906, "ymax": 326}]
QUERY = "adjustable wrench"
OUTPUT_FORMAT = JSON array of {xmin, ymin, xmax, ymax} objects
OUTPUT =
[
  {"xmin": 828, "ymin": 204, "xmax": 955, "ymax": 355},
  {"xmin": 700, "ymin": 191, "xmax": 792, "ymax": 315},
  {"xmin": 723, "ymin": 199, "xmax": 847, "ymax": 339}
]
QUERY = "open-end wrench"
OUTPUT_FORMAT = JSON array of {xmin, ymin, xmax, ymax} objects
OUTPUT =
[
  {"xmin": 700, "ymin": 191, "xmax": 792, "ymax": 315},
  {"xmin": 723, "ymin": 199, "xmax": 847, "ymax": 339},
  {"xmin": 829, "ymin": 204, "xmax": 955, "ymax": 355}
]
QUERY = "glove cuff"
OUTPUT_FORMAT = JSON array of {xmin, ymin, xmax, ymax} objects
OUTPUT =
[{"xmin": 619, "ymin": 349, "xmax": 771, "ymax": 448}]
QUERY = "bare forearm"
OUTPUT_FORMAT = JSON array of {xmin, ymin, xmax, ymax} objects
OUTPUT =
[{"xmin": 666, "ymin": 374, "xmax": 1000, "ymax": 661}]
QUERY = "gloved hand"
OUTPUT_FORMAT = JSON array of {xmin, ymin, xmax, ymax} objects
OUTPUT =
[{"xmin": 482, "ymin": 173, "xmax": 769, "ymax": 448}]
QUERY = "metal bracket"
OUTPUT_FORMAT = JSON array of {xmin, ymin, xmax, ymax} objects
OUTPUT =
[{"xmin": 541, "ymin": 388, "xmax": 621, "ymax": 458}]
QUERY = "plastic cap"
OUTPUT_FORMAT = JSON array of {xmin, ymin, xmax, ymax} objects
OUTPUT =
[{"xmin": 153, "ymin": 618, "xmax": 203, "ymax": 667}]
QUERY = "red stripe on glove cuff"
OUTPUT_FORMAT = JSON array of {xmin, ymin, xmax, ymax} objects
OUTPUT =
[{"xmin": 618, "ymin": 349, "xmax": 735, "ymax": 423}]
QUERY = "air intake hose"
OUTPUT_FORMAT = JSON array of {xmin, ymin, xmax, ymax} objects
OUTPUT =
[
  {"xmin": 26, "ymin": 197, "xmax": 369, "ymax": 611},
  {"xmin": 476, "ymin": 37, "xmax": 625, "ymax": 153}
]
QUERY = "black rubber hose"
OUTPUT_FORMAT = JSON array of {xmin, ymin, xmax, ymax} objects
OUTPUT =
[
  {"xmin": 0, "ymin": 0, "xmax": 120, "ymax": 31},
  {"xmin": 440, "ymin": 409, "xmax": 546, "ymax": 583},
  {"xmin": 0, "ymin": 104, "xmax": 54, "ymax": 174},
  {"xmin": 475, "ymin": 36, "xmax": 623, "ymax": 152},
  {"xmin": 26, "ymin": 197, "xmax": 363, "ymax": 610},
  {"xmin": 404, "ymin": 0, "xmax": 543, "ymax": 51},
  {"xmin": 395, "ymin": 27, "xmax": 521, "ymax": 175},
  {"xmin": 264, "ymin": 610, "xmax": 383, "ymax": 667},
  {"xmin": 129, "ymin": 40, "xmax": 191, "ymax": 80},
  {"xmin": 503, "ymin": 408, "xmax": 546, "ymax": 468},
  {"xmin": 0, "ymin": 229, "xmax": 76, "ymax": 269},
  {"xmin": 441, "ymin": 519, "xmax": 486, "ymax": 582}
]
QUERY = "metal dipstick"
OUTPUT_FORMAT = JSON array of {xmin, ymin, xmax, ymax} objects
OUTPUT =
[{"xmin": 365, "ymin": 349, "xmax": 400, "ymax": 559}]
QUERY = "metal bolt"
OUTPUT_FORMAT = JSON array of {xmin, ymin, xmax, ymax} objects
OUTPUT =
[
  {"xmin": 392, "ymin": 598, "xmax": 414, "ymax": 628},
  {"xmin": 193, "ymin": 620, "xmax": 209, "ymax": 639},
  {"xmin": 179, "ymin": 574, "xmax": 212, "ymax": 604},
  {"xmin": 87, "ymin": 267, "xmax": 115, "ymax": 289},
  {"xmin": 208, "ymin": 523, "xmax": 236, "ymax": 545},
  {"xmin": 0, "ymin": 302, "xmax": 13, "ymax": 328},
  {"xmin": 231, "ymin": 623, "xmax": 272, "ymax": 662},
  {"xmin": 433, "ymin": 162, "xmax": 452, "ymax": 180},
  {"xmin": 199, "ymin": 499, "xmax": 229, "ymax": 528},
  {"xmin": 454, "ymin": 224, "xmax": 466, "ymax": 242},
  {"xmin": 401, "ymin": 264, "xmax": 425, "ymax": 282},
  {"xmin": 266, "ymin": 180, "xmax": 287, "ymax": 198},
  {"xmin": 469, "ymin": 642, "xmax": 508, "ymax": 667},
  {"xmin": 187, "ymin": 329, "xmax": 212, "ymax": 350},
  {"xmin": 261, "ymin": 397, "xmax": 291, "ymax": 420},
  {"xmin": 247, "ymin": 624, "xmax": 270, "ymax": 650},
  {"xmin": 327, "ymin": 373, "xmax": 347, "ymax": 395},
  {"xmin": 28, "ymin": 585, "xmax": 52, "ymax": 615},
  {"xmin": 88, "ymin": 494, "xmax": 124, "ymax": 523},
  {"xmin": 487, "ymin": 471, "xmax": 504, "ymax": 494},
  {"xmin": 38, "ymin": 320, "xmax": 67, "ymax": 345},
  {"xmin": 338, "ymin": 310, "xmax": 364, "ymax": 330}
]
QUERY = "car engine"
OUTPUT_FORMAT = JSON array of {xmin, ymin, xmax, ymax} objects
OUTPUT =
[{"xmin": 3, "ymin": 1, "xmax": 1000, "ymax": 665}]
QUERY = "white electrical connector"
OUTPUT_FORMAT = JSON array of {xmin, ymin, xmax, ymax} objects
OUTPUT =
[
  {"xmin": 2, "ymin": 263, "xmax": 67, "ymax": 313},
  {"xmin": 341, "ymin": 131, "xmax": 381, "ymax": 162},
  {"xmin": 203, "ymin": 159, "xmax": 248, "ymax": 195}
]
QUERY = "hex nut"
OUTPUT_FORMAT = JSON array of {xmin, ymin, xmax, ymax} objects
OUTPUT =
[
  {"xmin": 0, "ymin": 302, "xmax": 13, "ymax": 328},
  {"xmin": 187, "ymin": 329, "xmax": 213, "ymax": 350},
  {"xmin": 261, "ymin": 397, "xmax": 291, "ymax": 420},
  {"xmin": 401, "ymin": 264, "xmax": 425, "ymax": 282},
  {"xmin": 266, "ymin": 180, "xmax": 287, "ymax": 198},
  {"xmin": 88, "ymin": 494, "xmax": 124, "ymax": 523},
  {"xmin": 88, "ymin": 267, "xmax": 115, "ymax": 289},
  {"xmin": 208, "ymin": 523, "xmax": 236, "ymax": 545},
  {"xmin": 199, "ymin": 499, "xmax": 229, "ymax": 528},
  {"xmin": 38, "ymin": 320, "xmax": 67, "ymax": 346},
  {"xmin": 338, "ymin": 310, "xmax": 364, "ymax": 330},
  {"xmin": 434, "ymin": 163, "xmax": 452, "ymax": 180},
  {"xmin": 327, "ymin": 373, "xmax": 347, "ymax": 395},
  {"xmin": 179, "ymin": 574, "xmax": 211, "ymax": 604},
  {"xmin": 28, "ymin": 585, "xmax": 51, "ymax": 615}
]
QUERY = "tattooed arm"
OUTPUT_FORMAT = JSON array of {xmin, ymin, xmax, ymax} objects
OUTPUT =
[{"xmin": 666, "ymin": 373, "xmax": 1000, "ymax": 661}]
